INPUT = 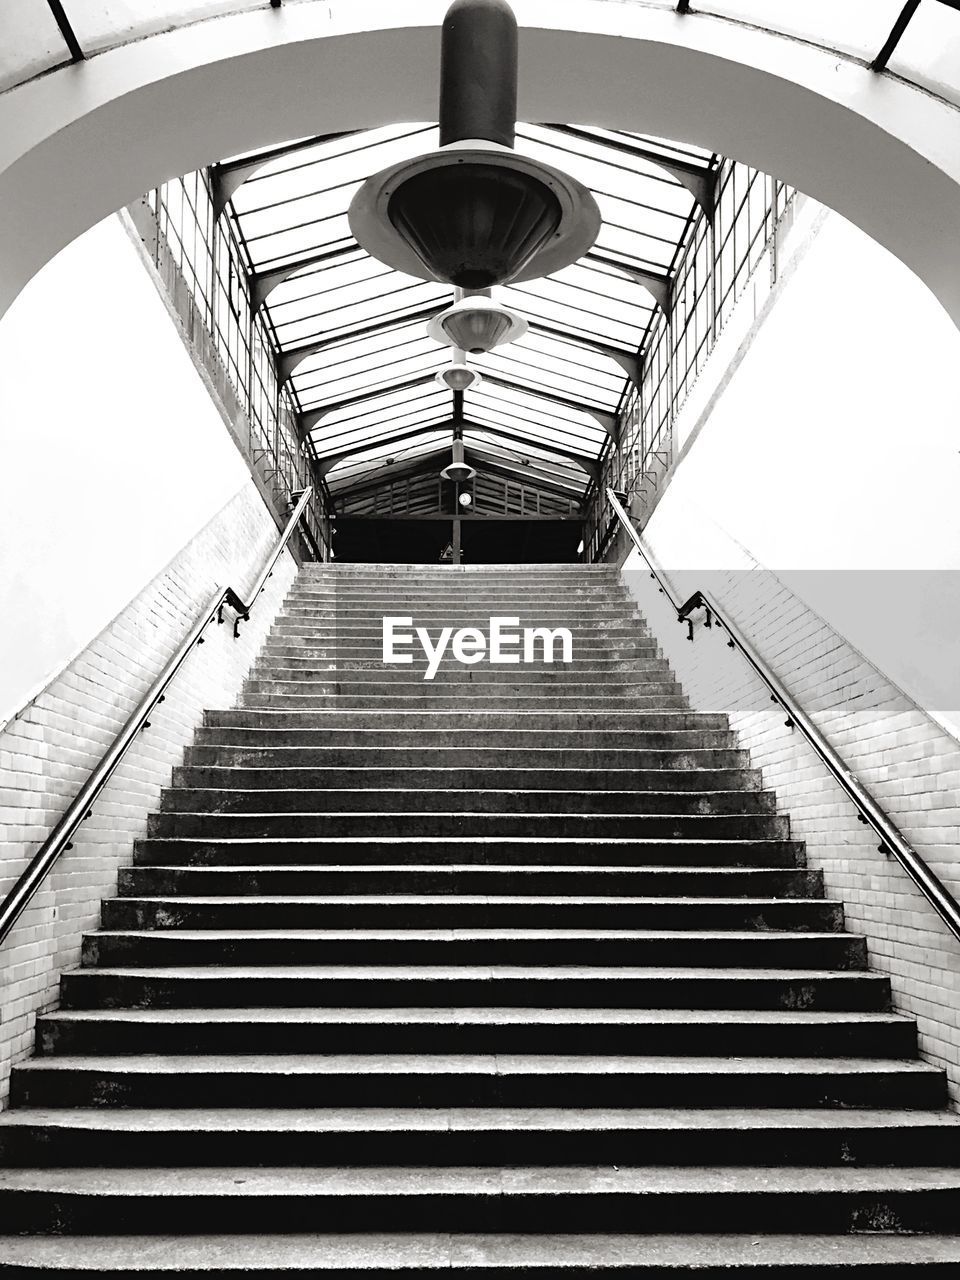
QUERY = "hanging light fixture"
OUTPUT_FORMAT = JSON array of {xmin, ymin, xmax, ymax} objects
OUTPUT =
[
  {"xmin": 429, "ymin": 289, "xmax": 527, "ymax": 355},
  {"xmin": 349, "ymin": 0, "xmax": 600, "ymax": 289},
  {"xmin": 435, "ymin": 348, "xmax": 483, "ymax": 391},
  {"xmin": 440, "ymin": 434, "xmax": 477, "ymax": 483}
]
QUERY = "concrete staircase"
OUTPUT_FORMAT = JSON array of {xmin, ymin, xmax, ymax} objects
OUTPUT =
[{"xmin": 2, "ymin": 562, "xmax": 959, "ymax": 1274}]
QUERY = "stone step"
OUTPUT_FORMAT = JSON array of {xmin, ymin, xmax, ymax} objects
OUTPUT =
[
  {"xmin": 244, "ymin": 677, "xmax": 680, "ymax": 697},
  {"xmin": 130, "ymin": 838, "xmax": 808, "ymax": 869},
  {"xmin": 171, "ymin": 766, "xmax": 760, "ymax": 793},
  {"xmin": 271, "ymin": 611, "xmax": 642, "ymax": 627},
  {"xmin": 32, "ymin": 1008, "xmax": 913, "ymax": 1061},
  {"xmin": 145, "ymin": 812, "xmax": 792, "ymax": 840},
  {"xmin": 194, "ymin": 726, "xmax": 739, "ymax": 749},
  {"xmin": 202, "ymin": 709, "xmax": 731, "ymax": 730},
  {"xmin": 183, "ymin": 746, "xmax": 751, "ymax": 770},
  {"xmin": 9, "ymin": 1055, "xmax": 943, "ymax": 1114},
  {"xmin": 1, "ymin": 1104, "xmax": 955, "ymax": 1170},
  {"xmin": 78, "ymin": 929, "xmax": 868, "ymax": 971},
  {"xmin": 100, "ymin": 895, "xmax": 842, "ymax": 933},
  {"xmin": 268, "ymin": 625, "xmax": 648, "ymax": 641},
  {"xmin": 5, "ymin": 1160, "xmax": 960, "ymax": 1236},
  {"xmin": 258, "ymin": 642, "xmax": 659, "ymax": 661},
  {"xmin": 158, "ymin": 788, "xmax": 775, "ymax": 816},
  {"xmin": 240, "ymin": 695, "xmax": 691, "ymax": 711},
  {"xmin": 120, "ymin": 866, "xmax": 821, "ymax": 896},
  {"xmin": 252, "ymin": 665, "xmax": 680, "ymax": 686},
  {"xmin": 56, "ymin": 965, "xmax": 894, "ymax": 1012},
  {"xmin": 7, "ymin": 1230, "xmax": 960, "ymax": 1275}
]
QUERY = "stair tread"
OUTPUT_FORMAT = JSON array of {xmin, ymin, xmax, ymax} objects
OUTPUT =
[
  {"xmin": 16, "ymin": 1055, "xmax": 938, "ymax": 1075},
  {"xmin": 4, "ymin": 1106, "xmax": 954, "ymax": 1132},
  {"xmin": 3, "ymin": 1164, "xmax": 959, "ymax": 1193},
  {"xmin": 109, "ymin": 895, "xmax": 829, "ymax": 906},
  {"xmin": 37, "ymin": 1007, "xmax": 909, "ymax": 1025},
  {"xmin": 62, "ymin": 964, "xmax": 885, "ymax": 979},
  {"xmin": 2, "ymin": 1232, "xmax": 960, "ymax": 1270},
  {"xmin": 85, "ymin": 929, "xmax": 851, "ymax": 942}
]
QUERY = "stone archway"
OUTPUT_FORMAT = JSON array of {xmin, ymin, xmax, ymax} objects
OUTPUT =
[{"xmin": 2, "ymin": 2, "xmax": 960, "ymax": 325}]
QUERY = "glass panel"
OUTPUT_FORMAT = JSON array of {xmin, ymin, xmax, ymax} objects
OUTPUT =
[
  {"xmin": 696, "ymin": 1, "xmax": 906, "ymax": 61},
  {"xmin": 888, "ymin": 4, "xmax": 960, "ymax": 100},
  {"xmin": 66, "ymin": 1, "xmax": 264, "ymax": 55},
  {"xmin": 0, "ymin": 0, "xmax": 71, "ymax": 93}
]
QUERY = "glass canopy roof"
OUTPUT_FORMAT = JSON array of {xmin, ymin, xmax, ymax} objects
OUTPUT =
[
  {"xmin": 211, "ymin": 120, "xmax": 709, "ymax": 501},
  {"xmin": 8, "ymin": 3, "xmax": 960, "ymax": 101},
  {"xmin": 9, "ymin": 0, "xmax": 960, "ymax": 503}
]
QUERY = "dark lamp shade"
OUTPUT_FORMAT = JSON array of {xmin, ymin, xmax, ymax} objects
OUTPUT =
[
  {"xmin": 387, "ymin": 162, "xmax": 562, "ymax": 289},
  {"xmin": 440, "ymin": 306, "xmax": 515, "ymax": 354}
]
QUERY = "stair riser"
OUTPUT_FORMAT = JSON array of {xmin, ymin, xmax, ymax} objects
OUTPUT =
[
  {"xmin": 202, "ymin": 711, "xmax": 731, "ymax": 730},
  {"xmin": 100, "ymin": 901, "xmax": 843, "ymax": 933},
  {"xmin": 245, "ymin": 682, "xmax": 681, "ymax": 700},
  {"xmin": 145, "ymin": 815, "xmax": 793, "ymax": 839},
  {"xmin": 183, "ymin": 748, "xmax": 752, "ymax": 770},
  {"xmin": 57, "ymin": 972, "xmax": 892, "ymax": 1012},
  {"xmin": 80, "ymin": 935, "xmax": 868, "ymax": 970},
  {"xmin": 35, "ymin": 1019, "xmax": 912, "ymax": 1060},
  {"xmin": 170, "ymin": 768, "xmax": 761, "ymax": 794},
  {"xmin": 195, "ymin": 728, "xmax": 737, "ymax": 748},
  {"xmin": 1, "ymin": 1123, "xmax": 945, "ymax": 1170},
  {"xmin": 257, "ymin": 644, "xmax": 658, "ymax": 663},
  {"xmin": 240, "ymin": 697, "xmax": 691, "ymax": 711},
  {"xmin": 9, "ymin": 1186, "xmax": 960, "ymax": 1238},
  {"xmin": 121, "ymin": 869, "xmax": 820, "ymax": 895},
  {"xmin": 158, "ymin": 792, "xmax": 776, "ymax": 817},
  {"xmin": 250, "ymin": 664, "xmax": 677, "ymax": 682},
  {"xmin": 9, "ymin": 1070, "xmax": 939, "ymax": 1114},
  {"xmin": 267, "ymin": 622, "xmax": 650, "ymax": 637}
]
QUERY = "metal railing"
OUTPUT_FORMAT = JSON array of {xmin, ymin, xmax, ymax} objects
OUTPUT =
[
  {"xmin": 0, "ymin": 488, "xmax": 313, "ymax": 950},
  {"xmin": 607, "ymin": 487, "xmax": 960, "ymax": 946}
]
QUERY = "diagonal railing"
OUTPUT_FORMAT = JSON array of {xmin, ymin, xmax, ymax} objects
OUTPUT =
[
  {"xmin": 607, "ymin": 487, "xmax": 960, "ymax": 947},
  {"xmin": 0, "ymin": 488, "xmax": 314, "ymax": 949}
]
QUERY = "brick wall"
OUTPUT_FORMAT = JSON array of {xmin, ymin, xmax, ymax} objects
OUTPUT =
[
  {"xmin": 622, "ymin": 551, "xmax": 960, "ymax": 1105},
  {"xmin": 0, "ymin": 482, "xmax": 297, "ymax": 1104}
]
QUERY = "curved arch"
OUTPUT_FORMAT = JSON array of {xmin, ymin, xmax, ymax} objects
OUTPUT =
[{"xmin": 2, "ymin": 2, "xmax": 960, "ymax": 326}]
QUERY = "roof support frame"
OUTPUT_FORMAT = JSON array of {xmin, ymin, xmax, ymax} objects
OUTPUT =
[
  {"xmin": 279, "ymin": 302, "xmax": 450, "ymax": 382},
  {"xmin": 481, "ymin": 373, "xmax": 619, "ymax": 437},
  {"xmin": 543, "ymin": 123, "xmax": 716, "ymax": 217},
  {"xmin": 585, "ymin": 251, "xmax": 673, "ymax": 313},
  {"xmin": 526, "ymin": 319, "xmax": 641, "ymax": 383},
  {"xmin": 463, "ymin": 448, "xmax": 586, "ymax": 501},
  {"xmin": 249, "ymin": 243, "xmax": 362, "ymax": 311},
  {"xmin": 299, "ymin": 371, "xmax": 440, "ymax": 435}
]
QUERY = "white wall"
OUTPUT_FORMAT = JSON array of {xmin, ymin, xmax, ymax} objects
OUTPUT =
[
  {"xmin": 0, "ymin": 215, "xmax": 249, "ymax": 722},
  {"xmin": 647, "ymin": 209, "xmax": 960, "ymax": 733}
]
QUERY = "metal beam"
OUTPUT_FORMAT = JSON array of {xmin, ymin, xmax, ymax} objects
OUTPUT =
[
  {"xmin": 299, "ymin": 373, "xmax": 438, "ymax": 436},
  {"xmin": 480, "ymin": 374, "xmax": 619, "ymax": 437},
  {"xmin": 871, "ymin": 0, "xmax": 922, "ymax": 71},
  {"xmin": 337, "ymin": 512, "xmax": 583, "ymax": 522},
  {"xmin": 46, "ymin": 0, "xmax": 85, "ymax": 61},
  {"xmin": 330, "ymin": 451, "xmax": 451, "ymax": 498},
  {"xmin": 317, "ymin": 415, "xmax": 600, "ymax": 483},
  {"xmin": 208, "ymin": 132, "xmax": 360, "ymax": 217},
  {"xmin": 585, "ymin": 252, "xmax": 673, "ymax": 313},
  {"xmin": 463, "ymin": 449, "xmax": 586, "ymax": 501},
  {"xmin": 316, "ymin": 420, "xmax": 457, "ymax": 477},
  {"xmin": 279, "ymin": 302, "xmax": 450, "ymax": 383},
  {"xmin": 544, "ymin": 124, "xmax": 716, "ymax": 217},
  {"xmin": 462, "ymin": 420, "xmax": 600, "ymax": 480},
  {"xmin": 250, "ymin": 244, "xmax": 361, "ymax": 311},
  {"xmin": 526, "ymin": 320, "xmax": 641, "ymax": 383}
]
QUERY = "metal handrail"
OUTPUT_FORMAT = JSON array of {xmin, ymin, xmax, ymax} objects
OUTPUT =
[
  {"xmin": 606, "ymin": 487, "xmax": 960, "ymax": 946},
  {"xmin": 0, "ymin": 488, "xmax": 314, "ymax": 949}
]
